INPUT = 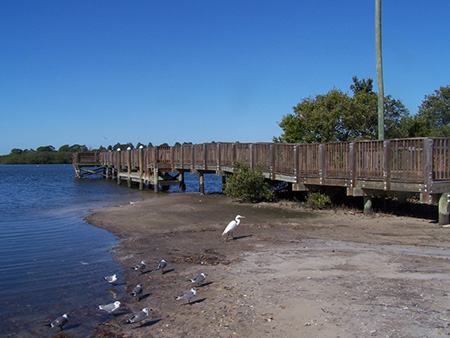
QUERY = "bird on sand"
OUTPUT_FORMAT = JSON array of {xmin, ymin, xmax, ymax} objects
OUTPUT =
[
  {"xmin": 103, "ymin": 274, "xmax": 117, "ymax": 283},
  {"xmin": 131, "ymin": 284, "xmax": 143, "ymax": 301},
  {"xmin": 222, "ymin": 215, "xmax": 245, "ymax": 241},
  {"xmin": 46, "ymin": 314, "xmax": 69, "ymax": 331},
  {"xmin": 132, "ymin": 261, "xmax": 146, "ymax": 274},
  {"xmin": 176, "ymin": 287, "xmax": 197, "ymax": 304},
  {"xmin": 156, "ymin": 259, "xmax": 167, "ymax": 273},
  {"xmin": 98, "ymin": 301, "xmax": 121, "ymax": 314},
  {"xmin": 126, "ymin": 307, "xmax": 151, "ymax": 324},
  {"xmin": 190, "ymin": 273, "xmax": 207, "ymax": 285}
]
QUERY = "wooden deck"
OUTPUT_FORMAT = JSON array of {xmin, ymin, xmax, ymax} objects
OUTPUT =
[{"xmin": 73, "ymin": 137, "xmax": 450, "ymax": 224}]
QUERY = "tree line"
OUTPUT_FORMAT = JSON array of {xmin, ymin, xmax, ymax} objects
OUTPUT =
[{"xmin": 0, "ymin": 142, "xmax": 194, "ymax": 164}]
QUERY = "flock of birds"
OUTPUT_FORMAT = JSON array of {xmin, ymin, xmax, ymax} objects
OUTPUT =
[{"xmin": 45, "ymin": 215, "xmax": 244, "ymax": 332}]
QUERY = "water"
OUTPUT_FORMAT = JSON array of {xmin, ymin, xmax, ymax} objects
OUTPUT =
[{"xmin": 0, "ymin": 164, "xmax": 222, "ymax": 337}]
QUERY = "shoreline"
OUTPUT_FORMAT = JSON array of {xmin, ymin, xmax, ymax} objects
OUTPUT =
[{"xmin": 86, "ymin": 193, "xmax": 450, "ymax": 337}]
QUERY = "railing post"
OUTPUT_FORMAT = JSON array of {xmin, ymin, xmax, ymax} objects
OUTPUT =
[
  {"xmin": 383, "ymin": 140, "xmax": 391, "ymax": 191},
  {"xmin": 294, "ymin": 144, "xmax": 299, "ymax": 184},
  {"xmin": 319, "ymin": 144, "xmax": 326, "ymax": 185},
  {"xmin": 191, "ymin": 144, "xmax": 195, "ymax": 171},
  {"xmin": 203, "ymin": 143, "xmax": 207, "ymax": 170},
  {"xmin": 348, "ymin": 142, "xmax": 356, "ymax": 195},
  {"xmin": 116, "ymin": 148, "xmax": 121, "ymax": 185},
  {"xmin": 217, "ymin": 142, "xmax": 221, "ymax": 172},
  {"xmin": 250, "ymin": 144, "xmax": 254, "ymax": 169},
  {"xmin": 127, "ymin": 147, "xmax": 132, "ymax": 188},
  {"xmin": 270, "ymin": 144, "xmax": 275, "ymax": 180},
  {"xmin": 139, "ymin": 145, "xmax": 144, "ymax": 190},
  {"xmin": 421, "ymin": 138, "xmax": 433, "ymax": 203}
]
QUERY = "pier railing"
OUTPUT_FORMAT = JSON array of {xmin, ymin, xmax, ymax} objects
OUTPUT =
[{"xmin": 73, "ymin": 137, "xmax": 450, "ymax": 201}]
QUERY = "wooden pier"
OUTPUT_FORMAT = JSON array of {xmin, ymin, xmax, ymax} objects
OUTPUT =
[{"xmin": 73, "ymin": 137, "xmax": 450, "ymax": 224}]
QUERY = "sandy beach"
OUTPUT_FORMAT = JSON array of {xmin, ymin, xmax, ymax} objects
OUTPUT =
[{"xmin": 85, "ymin": 193, "xmax": 450, "ymax": 338}]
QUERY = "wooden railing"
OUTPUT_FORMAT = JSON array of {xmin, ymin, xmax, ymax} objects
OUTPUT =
[{"xmin": 73, "ymin": 137, "xmax": 450, "ymax": 197}]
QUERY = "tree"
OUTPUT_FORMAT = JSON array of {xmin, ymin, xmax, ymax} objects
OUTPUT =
[
  {"xmin": 415, "ymin": 84, "xmax": 450, "ymax": 137},
  {"xmin": 10, "ymin": 148, "xmax": 23, "ymax": 155},
  {"xmin": 36, "ymin": 145, "xmax": 56, "ymax": 152},
  {"xmin": 274, "ymin": 77, "xmax": 410, "ymax": 143}
]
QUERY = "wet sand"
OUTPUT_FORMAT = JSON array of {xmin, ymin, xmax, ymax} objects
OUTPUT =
[{"xmin": 85, "ymin": 193, "xmax": 450, "ymax": 338}]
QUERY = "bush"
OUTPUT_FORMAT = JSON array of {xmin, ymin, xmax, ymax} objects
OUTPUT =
[
  {"xmin": 304, "ymin": 192, "xmax": 331, "ymax": 209},
  {"xmin": 223, "ymin": 161, "xmax": 274, "ymax": 202}
]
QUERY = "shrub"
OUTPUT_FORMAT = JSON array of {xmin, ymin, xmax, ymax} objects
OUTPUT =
[
  {"xmin": 304, "ymin": 191, "xmax": 331, "ymax": 209},
  {"xmin": 223, "ymin": 161, "xmax": 274, "ymax": 202}
]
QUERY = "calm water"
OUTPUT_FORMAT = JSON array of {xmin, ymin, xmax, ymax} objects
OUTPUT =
[{"xmin": 0, "ymin": 164, "xmax": 222, "ymax": 337}]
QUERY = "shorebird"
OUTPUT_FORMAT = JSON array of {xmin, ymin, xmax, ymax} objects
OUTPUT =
[
  {"xmin": 126, "ymin": 308, "xmax": 151, "ymax": 325},
  {"xmin": 131, "ymin": 284, "xmax": 143, "ymax": 301},
  {"xmin": 132, "ymin": 261, "xmax": 146, "ymax": 274},
  {"xmin": 190, "ymin": 273, "xmax": 207, "ymax": 286},
  {"xmin": 176, "ymin": 287, "xmax": 197, "ymax": 304},
  {"xmin": 222, "ymin": 215, "xmax": 245, "ymax": 241},
  {"xmin": 156, "ymin": 259, "xmax": 167, "ymax": 273},
  {"xmin": 46, "ymin": 314, "xmax": 69, "ymax": 331},
  {"xmin": 103, "ymin": 274, "xmax": 117, "ymax": 284},
  {"xmin": 98, "ymin": 301, "xmax": 121, "ymax": 314}
]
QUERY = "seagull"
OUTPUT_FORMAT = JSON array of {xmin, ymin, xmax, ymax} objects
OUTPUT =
[
  {"xmin": 46, "ymin": 314, "xmax": 69, "ymax": 331},
  {"xmin": 222, "ymin": 215, "xmax": 245, "ymax": 241},
  {"xmin": 190, "ymin": 273, "xmax": 207, "ymax": 285},
  {"xmin": 132, "ymin": 261, "xmax": 146, "ymax": 274},
  {"xmin": 98, "ymin": 301, "xmax": 121, "ymax": 314},
  {"xmin": 177, "ymin": 287, "xmax": 197, "ymax": 304},
  {"xmin": 126, "ymin": 307, "xmax": 151, "ymax": 325},
  {"xmin": 156, "ymin": 259, "xmax": 167, "ymax": 273},
  {"xmin": 131, "ymin": 284, "xmax": 143, "ymax": 301},
  {"xmin": 103, "ymin": 274, "xmax": 117, "ymax": 284}
]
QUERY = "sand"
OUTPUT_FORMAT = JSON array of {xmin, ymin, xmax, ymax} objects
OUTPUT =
[{"xmin": 85, "ymin": 193, "xmax": 450, "ymax": 338}]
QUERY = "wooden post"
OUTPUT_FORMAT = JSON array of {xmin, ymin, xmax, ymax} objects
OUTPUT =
[
  {"xmin": 154, "ymin": 168, "xmax": 159, "ymax": 193},
  {"xmin": 383, "ymin": 140, "xmax": 391, "ymax": 191},
  {"xmin": 438, "ymin": 193, "xmax": 450, "ymax": 225},
  {"xmin": 222, "ymin": 175, "xmax": 227, "ymax": 192},
  {"xmin": 199, "ymin": 172, "xmax": 205, "ymax": 195},
  {"xmin": 139, "ymin": 146, "xmax": 144, "ymax": 190},
  {"xmin": 179, "ymin": 171, "xmax": 185, "ymax": 193},
  {"xmin": 319, "ymin": 144, "xmax": 326, "ymax": 185},
  {"xmin": 421, "ymin": 138, "xmax": 433, "ymax": 203},
  {"xmin": 364, "ymin": 195, "xmax": 373, "ymax": 215},
  {"xmin": 117, "ymin": 148, "xmax": 121, "ymax": 185},
  {"xmin": 127, "ymin": 147, "xmax": 132, "ymax": 188}
]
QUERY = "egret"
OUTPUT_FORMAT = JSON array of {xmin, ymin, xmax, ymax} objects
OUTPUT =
[{"xmin": 222, "ymin": 215, "xmax": 245, "ymax": 241}]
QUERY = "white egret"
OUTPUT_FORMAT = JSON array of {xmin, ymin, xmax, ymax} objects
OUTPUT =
[{"xmin": 222, "ymin": 215, "xmax": 245, "ymax": 241}]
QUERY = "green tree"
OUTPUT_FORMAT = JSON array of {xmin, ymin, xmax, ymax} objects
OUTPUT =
[
  {"xmin": 10, "ymin": 148, "xmax": 23, "ymax": 155},
  {"xmin": 415, "ymin": 84, "xmax": 450, "ymax": 137},
  {"xmin": 37, "ymin": 145, "xmax": 56, "ymax": 152},
  {"xmin": 275, "ymin": 77, "xmax": 409, "ymax": 143}
]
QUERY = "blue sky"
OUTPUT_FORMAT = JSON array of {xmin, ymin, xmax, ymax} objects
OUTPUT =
[{"xmin": 1, "ymin": 1, "xmax": 449, "ymax": 155}]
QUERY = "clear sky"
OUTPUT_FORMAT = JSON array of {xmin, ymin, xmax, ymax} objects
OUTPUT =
[{"xmin": 1, "ymin": 1, "xmax": 449, "ymax": 155}]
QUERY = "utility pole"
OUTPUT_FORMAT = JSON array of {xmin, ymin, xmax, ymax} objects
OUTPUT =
[{"xmin": 376, "ymin": 0, "xmax": 384, "ymax": 140}]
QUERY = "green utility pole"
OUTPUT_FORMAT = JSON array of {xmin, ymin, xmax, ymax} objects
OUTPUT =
[{"xmin": 376, "ymin": 0, "xmax": 384, "ymax": 140}]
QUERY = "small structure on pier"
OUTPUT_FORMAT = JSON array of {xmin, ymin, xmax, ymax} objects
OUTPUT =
[{"xmin": 73, "ymin": 138, "xmax": 450, "ymax": 225}]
